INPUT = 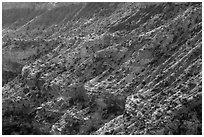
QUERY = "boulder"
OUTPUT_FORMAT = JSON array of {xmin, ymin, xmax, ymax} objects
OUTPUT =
[{"xmin": 21, "ymin": 65, "xmax": 30, "ymax": 78}]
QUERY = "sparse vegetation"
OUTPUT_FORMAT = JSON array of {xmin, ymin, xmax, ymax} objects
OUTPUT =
[{"xmin": 2, "ymin": 2, "xmax": 202, "ymax": 135}]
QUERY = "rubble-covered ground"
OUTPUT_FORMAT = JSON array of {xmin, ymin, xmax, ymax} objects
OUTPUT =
[{"xmin": 2, "ymin": 2, "xmax": 202, "ymax": 135}]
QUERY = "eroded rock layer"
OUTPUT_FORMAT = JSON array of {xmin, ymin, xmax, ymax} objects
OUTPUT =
[{"xmin": 2, "ymin": 2, "xmax": 202, "ymax": 135}]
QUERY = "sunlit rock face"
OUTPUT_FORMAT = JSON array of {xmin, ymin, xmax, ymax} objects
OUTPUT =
[{"xmin": 2, "ymin": 2, "xmax": 202, "ymax": 135}]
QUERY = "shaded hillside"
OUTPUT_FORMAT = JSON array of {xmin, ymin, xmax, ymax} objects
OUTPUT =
[
  {"xmin": 2, "ymin": 7, "xmax": 46, "ymax": 28},
  {"xmin": 2, "ymin": 2, "xmax": 202, "ymax": 135}
]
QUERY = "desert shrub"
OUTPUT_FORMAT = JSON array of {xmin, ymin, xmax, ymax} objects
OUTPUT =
[
  {"xmin": 163, "ymin": 95, "xmax": 202, "ymax": 135},
  {"xmin": 2, "ymin": 100, "xmax": 50, "ymax": 135},
  {"xmin": 2, "ymin": 70, "xmax": 18, "ymax": 86},
  {"xmin": 101, "ymin": 95, "xmax": 126, "ymax": 119}
]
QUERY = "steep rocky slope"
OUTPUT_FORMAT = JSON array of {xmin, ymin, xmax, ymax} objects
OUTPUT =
[{"xmin": 2, "ymin": 2, "xmax": 202, "ymax": 135}]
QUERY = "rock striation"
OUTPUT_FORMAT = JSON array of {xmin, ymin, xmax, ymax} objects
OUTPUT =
[{"xmin": 2, "ymin": 2, "xmax": 202, "ymax": 135}]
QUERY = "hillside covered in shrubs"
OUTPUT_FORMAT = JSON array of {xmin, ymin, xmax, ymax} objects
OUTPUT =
[{"xmin": 2, "ymin": 2, "xmax": 202, "ymax": 135}]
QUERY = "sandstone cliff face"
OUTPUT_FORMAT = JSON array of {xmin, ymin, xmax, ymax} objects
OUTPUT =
[{"xmin": 2, "ymin": 2, "xmax": 202, "ymax": 135}]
